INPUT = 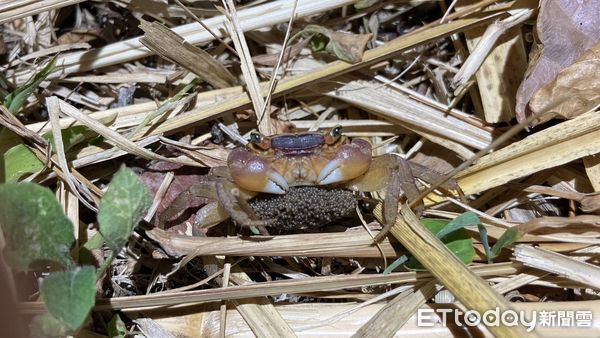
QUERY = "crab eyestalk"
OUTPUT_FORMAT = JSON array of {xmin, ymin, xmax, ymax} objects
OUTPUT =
[
  {"xmin": 227, "ymin": 148, "xmax": 289, "ymax": 194},
  {"xmin": 318, "ymin": 139, "xmax": 372, "ymax": 185}
]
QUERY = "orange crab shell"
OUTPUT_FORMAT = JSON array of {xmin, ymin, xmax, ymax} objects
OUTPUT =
[{"xmin": 227, "ymin": 131, "xmax": 372, "ymax": 194}]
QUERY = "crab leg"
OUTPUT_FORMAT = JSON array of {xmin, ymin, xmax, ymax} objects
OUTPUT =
[
  {"xmin": 348, "ymin": 154, "xmax": 425, "ymax": 242},
  {"xmin": 159, "ymin": 183, "xmax": 223, "ymax": 226},
  {"xmin": 214, "ymin": 180, "xmax": 272, "ymax": 234},
  {"xmin": 159, "ymin": 178, "xmax": 268, "ymax": 232},
  {"xmin": 377, "ymin": 155, "xmax": 424, "ymax": 242},
  {"xmin": 408, "ymin": 161, "xmax": 465, "ymax": 199}
]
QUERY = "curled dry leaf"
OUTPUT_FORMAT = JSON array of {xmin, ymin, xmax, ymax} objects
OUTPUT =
[
  {"xmin": 301, "ymin": 24, "xmax": 372, "ymax": 63},
  {"xmin": 515, "ymin": 0, "xmax": 600, "ymax": 123},
  {"xmin": 528, "ymin": 42, "xmax": 600, "ymax": 124},
  {"xmin": 327, "ymin": 30, "xmax": 373, "ymax": 63},
  {"xmin": 252, "ymin": 39, "xmax": 309, "ymax": 66}
]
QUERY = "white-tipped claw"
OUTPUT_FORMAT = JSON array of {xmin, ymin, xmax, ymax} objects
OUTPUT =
[
  {"xmin": 263, "ymin": 171, "xmax": 289, "ymax": 194},
  {"xmin": 318, "ymin": 159, "xmax": 345, "ymax": 185}
]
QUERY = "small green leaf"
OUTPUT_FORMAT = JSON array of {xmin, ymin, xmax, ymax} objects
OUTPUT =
[
  {"xmin": 0, "ymin": 128, "xmax": 43, "ymax": 183},
  {"xmin": 4, "ymin": 57, "xmax": 57, "ymax": 114},
  {"xmin": 79, "ymin": 232, "xmax": 105, "ymax": 266},
  {"xmin": 83, "ymin": 232, "xmax": 105, "ymax": 251},
  {"xmin": 419, "ymin": 218, "xmax": 449, "ymax": 230},
  {"xmin": 491, "ymin": 227, "xmax": 524, "ymax": 259},
  {"xmin": 309, "ymin": 34, "xmax": 329, "ymax": 52},
  {"xmin": 1, "ymin": 143, "xmax": 45, "ymax": 182},
  {"xmin": 407, "ymin": 218, "xmax": 475, "ymax": 269},
  {"xmin": 46, "ymin": 125, "xmax": 91, "ymax": 154},
  {"xmin": 477, "ymin": 223, "xmax": 493, "ymax": 263},
  {"xmin": 0, "ymin": 126, "xmax": 92, "ymax": 183},
  {"xmin": 383, "ymin": 254, "xmax": 408, "ymax": 275},
  {"xmin": 0, "ymin": 183, "xmax": 75, "ymax": 271},
  {"xmin": 41, "ymin": 266, "xmax": 96, "ymax": 332},
  {"xmin": 435, "ymin": 211, "xmax": 480, "ymax": 240},
  {"xmin": 98, "ymin": 166, "xmax": 151, "ymax": 251},
  {"xmin": 108, "ymin": 314, "xmax": 127, "ymax": 338}
]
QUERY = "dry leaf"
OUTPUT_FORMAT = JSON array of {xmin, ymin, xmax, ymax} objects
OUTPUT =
[
  {"xmin": 515, "ymin": 0, "xmax": 600, "ymax": 123},
  {"xmin": 252, "ymin": 39, "xmax": 309, "ymax": 66},
  {"xmin": 57, "ymin": 29, "xmax": 102, "ymax": 45},
  {"xmin": 139, "ymin": 20, "xmax": 236, "ymax": 89},
  {"xmin": 301, "ymin": 24, "xmax": 372, "ymax": 63},
  {"xmin": 528, "ymin": 42, "xmax": 600, "ymax": 124},
  {"xmin": 327, "ymin": 30, "xmax": 373, "ymax": 63}
]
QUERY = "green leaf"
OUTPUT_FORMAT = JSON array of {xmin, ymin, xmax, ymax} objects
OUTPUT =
[
  {"xmin": 383, "ymin": 254, "xmax": 408, "ymax": 275},
  {"xmin": 78, "ymin": 232, "xmax": 105, "ymax": 266},
  {"xmin": 83, "ymin": 232, "xmax": 105, "ymax": 251},
  {"xmin": 309, "ymin": 34, "xmax": 329, "ymax": 52},
  {"xmin": 406, "ymin": 218, "xmax": 475, "ymax": 269},
  {"xmin": 477, "ymin": 223, "xmax": 493, "ymax": 263},
  {"xmin": 491, "ymin": 227, "xmax": 524, "ymax": 259},
  {"xmin": 41, "ymin": 266, "xmax": 96, "ymax": 332},
  {"xmin": 0, "ymin": 126, "xmax": 92, "ymax": 183},
  {"xmin": 4, "ymin": 57, "xmax": 57, "ymax": 114},
  {"xmin": 98, "ymin": 166, "xmax": 151, "ymax": 251},
  {"xmin": 0, "ymin": 183, "xmax": 74, "ymax": 271},
  {"xmin": 46, "ymin": 125, "xmax": 91, "ymax": 154},
  {"xmin": 0, "ymin": 129, "xmax": 44, "ymax": 183},
  {"xmin": 108, "ymin": 314, "xmax": 127, "ymax": 338},
  {"xmin": 435, "ymin": 211, "xmax": 480, "ymax": 240},
  {"xmin": 1, "ymin": 143, "xmax": 45, "ymax": 182}
]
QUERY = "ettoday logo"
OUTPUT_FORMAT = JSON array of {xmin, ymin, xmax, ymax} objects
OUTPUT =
[{"xmin": 417, "ymin": 307, "xmax": 593, "ymax": 332}]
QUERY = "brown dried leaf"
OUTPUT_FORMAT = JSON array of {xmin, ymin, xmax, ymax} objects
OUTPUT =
[
  {"xmin": 139, "ymin": 20, "xmax": 236, "ymax": 89},
  {"xmin": 252, "ymin": 39, "xmax": 309, "ymax": 66},
  {"xmin": 327, "ymin": 30, "xmax": 373, "ymax": 63},
  {"xmin": 515, "ymin": 0, "xmax": 600, "ymax": 122},
  {"xmin": 57, "ymin": 29, "xmax": 102, "ymax": 45},
  {"xmin": 301, "ymin": 25, "xmax": 372, "ymax": 63},
  {"xmin": 529, "ymin": 42, "xmax": 600, "ymax": 124}
]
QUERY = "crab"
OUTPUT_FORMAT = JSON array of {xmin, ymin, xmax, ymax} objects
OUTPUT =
[{"xmin": 160, "ymin": 126, "xmax": 459, "ymax": 240}]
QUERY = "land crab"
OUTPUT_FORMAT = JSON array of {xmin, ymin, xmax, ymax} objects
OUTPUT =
[{"xmin": 160, "ymin": 126, "xmax": 459, "ymax": 240}]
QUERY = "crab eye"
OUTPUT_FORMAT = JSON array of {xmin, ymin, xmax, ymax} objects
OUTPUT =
[
  {"xmin": 250, "ymin": 131, "xmax": 263, "ymax": 144},
  {"xmin": 330, "ymin": 125, "xmax": 343, "ymax": 138}
]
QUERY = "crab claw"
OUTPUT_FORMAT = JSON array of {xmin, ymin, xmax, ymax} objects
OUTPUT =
[
  {"xmin": 227, "ymin": 148, "xmax": 289, "ymax": 194},
  {"xmin": 318, "ymin": 139, "xmax": 372, "ymax": 185}
]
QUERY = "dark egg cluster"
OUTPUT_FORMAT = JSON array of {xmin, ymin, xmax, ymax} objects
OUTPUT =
[{"xmin": 249, "ymin": 186, "xmax": 357, "ymax": 230}]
